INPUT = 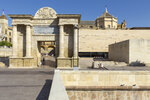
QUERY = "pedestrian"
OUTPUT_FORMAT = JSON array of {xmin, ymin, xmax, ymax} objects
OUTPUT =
[{"xmin": 42, "ymin": 57, "xmax": 45, "ymax": 65}]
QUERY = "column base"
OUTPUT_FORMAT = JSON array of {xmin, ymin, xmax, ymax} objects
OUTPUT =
[
  {"xmin": 9, "ymin": 57, "xmax": 37, "ymax": 68},
  {"xmin": 72, "ymin": 57, "xmax": 80, "ymax": 67},
  {"xmin": 58, "ymin": 56, "xmax": 65, "ymax": 59},
  {"xmin": 57, "ymin": 57, "xmax": 80, "ymax": 68},
  {"xmin": 25, "ymin": 56, "xmax": 33, "ymax": 58}
]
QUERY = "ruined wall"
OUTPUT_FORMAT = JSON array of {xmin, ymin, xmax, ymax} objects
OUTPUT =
[{"xmin": 79, "ymin": 29, "xmax": 150, "ymax": 52}]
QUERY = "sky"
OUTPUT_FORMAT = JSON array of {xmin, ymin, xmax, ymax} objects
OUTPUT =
[{"xmin": 0, "ymin": 0, "xmax": 150, "ymax": 28}]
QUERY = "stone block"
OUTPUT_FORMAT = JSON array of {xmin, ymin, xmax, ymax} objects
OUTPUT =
[{"xmin": 0, "ymin": 62, "xmax": 5, "ymax": 68}]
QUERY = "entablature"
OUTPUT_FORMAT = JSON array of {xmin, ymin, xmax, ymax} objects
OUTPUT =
[{"xmin": 57, "ymin": 14, "xmax": 81, "ymax": 25}]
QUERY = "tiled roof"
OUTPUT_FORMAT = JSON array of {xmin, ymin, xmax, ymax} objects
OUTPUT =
[
  {"xmin": 0, "ymin": 15, "xmax": 8, "ymax": 20},
  {"xmin": 0, "ymin": 10, "xmax": 8, "ymax": 20},
  {"xmin": 99, "ymin": 12, "xmax": 114, "ymax": 18},
  {"xmin": 98, "ymin": 8, "xmax": 116, "ymax": 19}
]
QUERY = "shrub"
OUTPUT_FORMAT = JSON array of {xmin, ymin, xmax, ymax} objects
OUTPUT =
[{"xmin": 0, "ymin": 41, "xmax": 12, "ymax": 47}]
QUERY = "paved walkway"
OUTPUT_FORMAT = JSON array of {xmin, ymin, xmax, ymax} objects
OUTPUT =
[
  {"xmin": 79, "ymin": 57, "xmax": 150, "ymax": 71},
  {"xmin": 0, "ymin": 57, "xmax": 150, "ymax": 100},
  {"xmin": 0, "ymin": 68, "xmax": 54, "ymax": 100}
]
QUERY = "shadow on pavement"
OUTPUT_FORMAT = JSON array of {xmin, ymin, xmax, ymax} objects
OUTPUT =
[{"xmin": 36, "ymin": 80, "xmax": 52, "ymax": 100}]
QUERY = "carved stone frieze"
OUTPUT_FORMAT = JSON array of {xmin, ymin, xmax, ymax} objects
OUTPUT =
[{"xmin": 34, "ymin": 7, "xmax": 57, "ymax": 19}]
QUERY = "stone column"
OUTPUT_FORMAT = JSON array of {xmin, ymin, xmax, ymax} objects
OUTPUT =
[
  {"xmin": 12, "ymin": 25, "xmax": 18, "ymax": 57},
  {"xmin": 73, "ymin": 26, "xmax": 78, "ymax": 58},
  {"xmin": 59, "ymin": 25, "xmax": 64, "ymax": 58},
  {"xmin": 26, "ymin": 25, "xmax": 32, "ymax": 57}
]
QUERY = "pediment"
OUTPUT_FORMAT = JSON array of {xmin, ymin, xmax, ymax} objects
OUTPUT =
[{"xmin": 34, "ymin": 7, "xmax": 57, "ymax": 19}]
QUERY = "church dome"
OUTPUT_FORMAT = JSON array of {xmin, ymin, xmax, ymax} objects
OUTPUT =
[{"xmin": 0, "ymin": 10, "xmax": 8, "ymax": 20}]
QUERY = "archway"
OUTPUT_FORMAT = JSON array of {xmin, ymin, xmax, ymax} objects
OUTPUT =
[
  {"xmin": 9, "ymin": 7, "xmax": 80, "ymax": 68},
  {"xmin": 38, "ymin": 41, "xmax": 56, "ymax": 68}
]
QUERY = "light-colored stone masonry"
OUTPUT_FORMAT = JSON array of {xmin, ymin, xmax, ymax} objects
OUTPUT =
[
  {"xmin": 109, "ymin": 39, "xmax": 150, "ymax": 65},
  {"xmin": 60, "ymin": 71, "xmax": 150, "ymax": 87},
  {"xmin": 67, "ymin": 90, "xmax": 150, "ymax": 100},
  {"xmin": 0, "ymin": 48, "xmax": 12, "ymax": 57},
  {"xmin": 8, "ymin": 7, "xmax": 81, "ymax": 68},
  {"xmin": 79, "ymin": 29, "xmax": 150, "ymax": 52},
  {"xmin": 59, "ymin": 70, "xmax": 150, "ymax": 100}
]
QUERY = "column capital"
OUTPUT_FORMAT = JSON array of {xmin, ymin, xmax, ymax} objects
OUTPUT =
[
  {"xmin": 11, "ymin": 24, "xmax": 17, "ymax": 26},
  {"xmin": 58, "ymin": 24, "xmax": 65, "ymax": 26},
  {"xmin": 74, "ymin": 24, "xmax": 79, "ymax": 29},
  {"xmin": 25, "ymin": 24, "xmax": 32, "ymax": 26}
]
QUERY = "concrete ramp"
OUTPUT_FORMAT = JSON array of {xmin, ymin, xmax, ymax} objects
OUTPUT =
[{"xmin": 48, "ymin": 70, "xmax": 69, "ymax": 100}]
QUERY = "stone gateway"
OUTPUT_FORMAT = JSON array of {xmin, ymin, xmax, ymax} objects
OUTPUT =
[{"xmin": 9, "ymin": 7, "xmax": 81, "ymax": 68}]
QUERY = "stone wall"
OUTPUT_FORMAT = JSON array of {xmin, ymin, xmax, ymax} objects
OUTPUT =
[
  {"xmin": 0, "ymin": 48, "xmax": 12, "ymax": 57},
  {"xmin": 129, "ymin": 39, "xmax": 150, "ymax": 65},
  {"xmin": 60, "ymin": 70, "xmax": 150, "ymax": 100},
  {"xmin": 109, "ymin": 39, "xmax": 150, "ymax": 65},
  {"xmin": 60, "ymin": 71, "xmax": 150, "ymax": 87},
  {"xmin": 67, "ymin": 90, "xmax": 150, "ymax": 100},
  {"xmin": 79, "ymin": 29, "xmax": 150, "ymax": 52},
  {"xmin": 109, "ymin": 40, "xmax": 129, "ymax": 63},
  {"xmin": 0, "ymin": 48, "xmax": 12, "ymax": 67}
]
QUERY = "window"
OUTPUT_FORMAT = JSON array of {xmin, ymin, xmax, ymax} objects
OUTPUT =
[
  {"xmin": 5, "ymin": 37, "xmax": 7, "ymax": 41},
  {"xmin": 9, "ymin": 38, "xmax": 11, "ymax": 42},
  {"xmin": 5, "ymin": 29, "xmax": 7, "ymax": 34},
  {"xmin": 108, "ymin": 25, "xmax": 110, "ymax": 28},
  {"xmin": 9, "ymin": 32, "xmax": 11, "ymax": 36}
]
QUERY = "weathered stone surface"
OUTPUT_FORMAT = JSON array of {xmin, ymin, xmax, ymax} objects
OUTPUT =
[
  {"xmin": 9, "ymin": 7, "xmax": 80, "ymax": 68},
  {"xmin": 79, "ymin": 29, "xmax": 150, "ymax": 52},
  {"xmin": 34, "ymin": 7, "xmax": 57, "ymax": 19},
  {"xmin": 109, "ymin": 39, "xmax": 150, "ymax": 65},
  {"xmin": 67, "ymin": 90, "xmax": 150, "ymax": 100},
  {"xmin": 60, "ymin": 70, "xmax": 150, "ymax": 87},
  {"xmin": 61, "ymin": 70, "xmax": 150, "ymax": 100},
  {"xmin": 0, "ymin": 62, "xmax": 5, "ymax": 68},
  {"xmin": 49, "ymin": 70, "xmax": 69, "ymax": 100}
]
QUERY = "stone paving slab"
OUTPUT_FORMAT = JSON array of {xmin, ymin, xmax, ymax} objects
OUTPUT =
[
  {"xmin": 79, "ymin": 57, "xmax": 150, "ymax": 71},
  {"xmin": 0, "ymin": 68, "xmax": 54, "ymax": 100}
]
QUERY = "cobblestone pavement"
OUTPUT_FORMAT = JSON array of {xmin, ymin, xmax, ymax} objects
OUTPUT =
[{"xmin": 0, "ymin": 68, "xmax": 54, "ymax": 100}]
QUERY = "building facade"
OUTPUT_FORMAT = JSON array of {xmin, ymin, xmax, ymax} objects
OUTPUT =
[
  {"xmin": 80, "ymin": 8, "xmax": 126, "ymax": 30},
  {"xmin": 96, "ymin": 8, "xmax": 118, "ymax": 29},
  {"xmin": 6, "ymin": 7, "xmax": 150, "ymax": 68},
  {"xmin": 9, "ymin": 7, "xmax": 80, "ymax": 68},
  {"xmin": 0, "ymin": 11, "xmax": 12, "ymax": 43}
]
